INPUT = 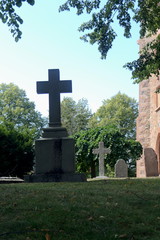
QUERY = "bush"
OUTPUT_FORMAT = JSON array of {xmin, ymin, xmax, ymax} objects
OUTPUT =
[
  {"xmin": 73, "ymin": 126, "xmax": 142, "ymax": 178},
  {"xmin": 0, "ymin": 125, "xmax": 34, "ymax": 178}
]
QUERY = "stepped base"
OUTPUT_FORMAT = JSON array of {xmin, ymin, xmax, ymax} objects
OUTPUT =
[{"xmin": 24, "ymin": 173, "xmax": 86, "ymax": 182}]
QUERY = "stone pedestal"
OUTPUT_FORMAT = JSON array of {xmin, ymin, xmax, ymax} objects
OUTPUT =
[
  {"xmin": 25, "ymin": 173, "xmax": 86, "ymax": 182},
  {"xmin": 25, "ymin": 127, "xmax": 86, "ymax": 182},
  {"xmin": 35, "ymin": 137, "xmax": 75, "ymax": 174}
]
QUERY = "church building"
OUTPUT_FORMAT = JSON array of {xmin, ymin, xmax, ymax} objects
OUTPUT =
[{"xmin": 136, "ymin": 31, "xmax": 160, "ymax": 177}]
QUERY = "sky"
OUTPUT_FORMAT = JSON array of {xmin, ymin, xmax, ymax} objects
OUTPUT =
[{"xmin": 0, "ymin": 0, "xmax": 140, "ymax": 117}]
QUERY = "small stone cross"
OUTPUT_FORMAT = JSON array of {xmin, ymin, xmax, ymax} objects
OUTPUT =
[
  {"xmin": 93, "ymin": 142, "xmax": 111, "ymax": 177},
  {"xmin": 37, "ymin": 69, "xmax": 72, "ymax": 127}
]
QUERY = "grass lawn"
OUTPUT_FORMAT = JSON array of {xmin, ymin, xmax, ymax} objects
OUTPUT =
[{"xmin": 0, "ymin": 178, "xmax": 160, "ymax": 240}]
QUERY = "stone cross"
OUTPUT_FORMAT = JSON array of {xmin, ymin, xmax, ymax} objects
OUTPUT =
[
  {"xmin": 92, "ymin": 142, "xmax": 111, "ymax": 177},
  {"xmin": 37, "ymin": 69, "xmax": 72, "ymax": 127}
]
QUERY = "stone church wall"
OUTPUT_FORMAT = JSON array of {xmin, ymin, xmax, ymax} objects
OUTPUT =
[{"xmin": 136, "ymin": 31, "xmax": 160, "ymax": 177}]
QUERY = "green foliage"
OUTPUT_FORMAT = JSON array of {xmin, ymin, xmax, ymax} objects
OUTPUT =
[
  {"xmin": 0, "ymin": 124, "xmax": 34, "ymax": 178},
  {"xmin": 0, "ymin": 83, "xmax": 46, "ymax": 177},
  {"xmin": 59, "ymin": 0, "xmax": 160, "ymax": 82},
  {"xmin": 60, "ymin": 0, "xmax": 134, "ymax": 58},
  {"xmin": 106, "ymin": 163, "xmax": 114, "ymax": 177},
  {"xmin": 0, "ymin": 0, "xmax": 35, "ymax": 41},
  {"xmin": 61, "ymin": 97, "xmax": 92, "ymax": 135},
  {"xmin": 0, "ymin": 83, "xmax": 46, "ymax": 140},
  {"xmin": 73, "ymin": 125, "xmax": 142, "ymax": 177},
  {"xmin": 89, "ymin": 92, "xmax": 138, "ymax": 139},
  {"xmin": 1, "ymin": 1, "xmax": 159, "ymax": 81},
  {"xmin": 61, "ymin": 97, "xmax": 76, "ymax": 135},
  {"xmin": 124, "ymin": 34, "xmax": 160, "ymax": 83}
]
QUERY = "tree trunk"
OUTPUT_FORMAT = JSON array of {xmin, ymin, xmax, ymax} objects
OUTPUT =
[{"xmin": 91, "ymin": 160, "xmax": 96, "ymax": 178}]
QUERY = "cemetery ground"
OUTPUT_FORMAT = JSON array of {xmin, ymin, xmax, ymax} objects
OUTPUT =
[{"xmin": 1, "ymin": 179, "xmax": 160, "ymax": 240}]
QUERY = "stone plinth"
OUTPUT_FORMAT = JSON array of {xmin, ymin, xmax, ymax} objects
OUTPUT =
[
  {"xmin": 25, "ymin": 127, "xmax": 86, "ymax": 182},
  {"xmin": 35, "ymin": 137, "xmax": 75, "ymax": 174},
  {"xmin": 25, "ymin": 173, "xmax": 86, "ymax": 182}
]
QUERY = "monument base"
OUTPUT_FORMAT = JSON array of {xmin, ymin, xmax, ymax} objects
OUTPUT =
[
  {"xmin": 24, "ymin": 125, "xmax": 86, "ymax": 182},
  {"xmin": 24, "ymin": 172, "xmax": 86, "ymax": 182},
  {"xmin": 96, "ymin": 176, "xmax": 108, "ymax": 179},
  {"xmin": 35, "ymin": 137, "xmax": 76, "ymax": 174}
]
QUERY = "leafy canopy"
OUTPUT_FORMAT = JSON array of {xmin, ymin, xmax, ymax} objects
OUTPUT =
[
  {"xmin": 0, "ymin": 0, "xmax": 35, "ymax": 41},
  {"xmin": 0, "ymin": 83, "xmax": 47, "ymax": 177},
  {"xmin": 0, "ymin": 83, "xmax": 46, "ymax": 139},
  {"xmin": 1, "ymin": 0, "xmax": 160, "ymax": 82},
  {"xmin": 59, "ymin": 0, "xmax": 160, "ymax": 82},
  {"xmin": 0, "ymin": 124, "xmax": 34, "ymax": 178},
  {"xmin": 73, "ymin": 125, "xmax": 142, "ymax": 177},
  {"xmin": 61, "ymin": 97, "xmax": 92, "ymax": 135},
  {"xmin": 88, "ymin": 92, "xmax": 138, "ymax": 139}
]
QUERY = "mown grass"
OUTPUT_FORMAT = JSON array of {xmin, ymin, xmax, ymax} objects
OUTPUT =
[{"xmin": 0, "ymin": 178, "xmax": 160, "ymax": 240}]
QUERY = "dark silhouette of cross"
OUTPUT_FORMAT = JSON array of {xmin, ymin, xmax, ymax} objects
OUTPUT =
[{"xmin": 37, "ymin": 69, "xmax": 72, "ymax": 127}]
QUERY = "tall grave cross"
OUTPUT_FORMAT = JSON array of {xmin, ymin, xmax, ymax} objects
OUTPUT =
[
  {"xmin": 37, "ymin": 69, "xmax": 72, "ymax": 127},
  {"xmin": 93, "ymin": 142, "xmax": 111, "ymax": 177}
]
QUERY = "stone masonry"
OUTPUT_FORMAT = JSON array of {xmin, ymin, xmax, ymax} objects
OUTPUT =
[
  {"xmin": 136, "ymin": 31, "xmax": 160, "ymax": 177},
  {"xmin": 25, "ymin": 69, "xmax": 86, "ymax": 182}
]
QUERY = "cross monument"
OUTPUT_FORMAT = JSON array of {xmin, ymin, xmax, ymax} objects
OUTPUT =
[
  {"xmin": 93, "ymin": 142, "xmax": 111, "ymax": 177},
  {"xmin": 24, "ymin": 69, "xmax": 86, "ymax": 182},
  {"xmin": 37, "ymin": 69, "xmax": 72, "ymax": 127}
]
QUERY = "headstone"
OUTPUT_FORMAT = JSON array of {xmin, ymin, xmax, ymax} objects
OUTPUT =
[
  {"xmin": 92, "ymin": 142, "xmax": 111, "ymax": 177},
  {"xmin": 24, "ymin": 69, "xmax": 86, "ymax": 182},
  {"xmin": 137, "ymin": 148, "xmax": 158, "ymax": 177},
  {"xmin": 0, "ymin": 177, "xmax": 24, "ymax": 184},
  {"xmin": 115, "ymin": 159, "xmax": 128, "ymax": 178}
]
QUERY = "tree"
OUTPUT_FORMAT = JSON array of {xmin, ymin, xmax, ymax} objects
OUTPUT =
[
  {"xmin": 1, "ymin": 1, "xmax": 160, "ymax": 82},
  {"xmin": 88, "ymin": 92, "xmax": 138, "ymax": 139},
  {"xmin": 61, "ymin": 97, "xmax": 77, "ymax": 135},
  {"xmin": 60, "ymin": 0, "xmax": 160, "ymax": 82},
  {"xmin": 124, "ymin": 32, "xmax": 160, "ymax": 83},
  {"xmin": 0, "ymin": 83, "xmax": 46, "ymax": 140},
  {"xmin": 61, "ymin": 97, "xmax": 92, "ymax": 135},
  {"xmin": 0, "ymin": 124, "xmax": 34, "ymax": 178},
  {"xmin": 75, "ymin": 98, "xmax": 92, "ymax": 132},
  {"xmin": 0, "ymin": 83, "xmax": 47, "ymax": 177},
  {"xmin": 73, "ymin": 125, "xmax": 142, "ymax": 178},
  {"xmin": 0, "ymin": 0, "xmax": 35, "ymax": 41}
]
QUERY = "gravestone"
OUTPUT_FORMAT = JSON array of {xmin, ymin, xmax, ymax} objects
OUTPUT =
[
  {"xmin": 25, "ymin": 69, "xmax": 86, "ymax": 182},
  {"xmin": 0, "ymin": 177, "xmax": 24, "ymax": 184},
  {"xmin": 137, "ymin": 148, "xmax": 158, "ymax": 177},
  {"xmin": 115, "ymin": 159, "xmax": 128, "ymax": 178},
  {"xmin": 93, "ymin": 142, "xmax": 111, "ymax": 177},
  {"xmin": 144, "ymin": 148, "xmax": 158, "ymax": 176}
]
